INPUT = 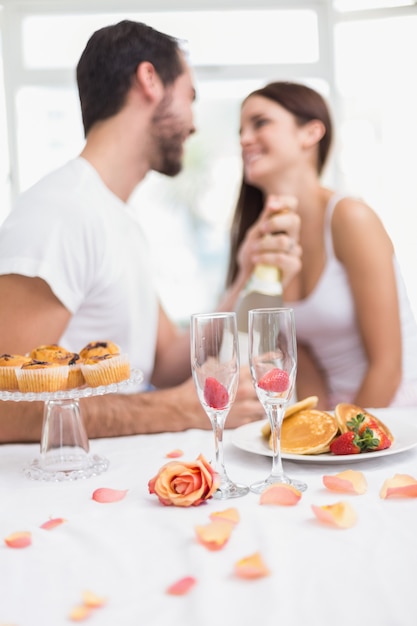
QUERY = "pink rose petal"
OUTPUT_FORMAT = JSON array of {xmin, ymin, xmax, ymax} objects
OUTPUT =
[
  {"xmin": 234, "ymin": 552, "xmax": 271, "ymax": 579},
  {"xmin": 259, "ymin": 483, "xmax": 302, "ymax": 506},
  {"xmin": 92, "ymin": 488, "xmax": 128, "ymax": 503},
  {"xmin": 323, "ymin": 470, "xmax": 367, "ymax": 495},
  {"xmin": 4, "ymin": 531, "xmax": 32, "ymax": 548},
  {"xmin": 40, "ymin": 517, "xmax": 67, "ymax": 530},
  {"xmin": 209, "ymin": 507, "xmax": 240, "ymax": 525},
  {"xmin": 195, "ymin": 520, "xmax": 234, "ymax": 551},
  {"xmin": 166, "ymin": 576, "xmax": 197, "ymax": 595},
  {"xmin": 69, "ymin": 605, "xmax": 93, "ymax": 622},
  {"xmin": 82, "ymin": 590, "xmax": 107, "ymax": 608},
  {"xmin": 311, "ymin": 501, "xmax": 357, "ymax": 528},
  {"xmin": 165, "ymin": 449, "xmax": 184, "ymax": 458},
  {"xmin": 380, "ymin": 474, "xmax": 417, "ymax": 499}
]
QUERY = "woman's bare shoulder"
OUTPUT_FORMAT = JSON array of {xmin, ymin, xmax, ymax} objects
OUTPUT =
[{"xmin": 331, "ymin": 196, "xmax": 393, "ymax": 259}]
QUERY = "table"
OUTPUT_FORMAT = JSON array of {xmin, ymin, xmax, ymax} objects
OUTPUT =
[{"xmin": 1, "ymin": 407, "xmax": 417, "ymax": 626}]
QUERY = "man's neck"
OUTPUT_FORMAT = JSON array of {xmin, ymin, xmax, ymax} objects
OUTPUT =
[{"xmin": 79, "ymin": 115, "xmax": 151, "ymax": 203}]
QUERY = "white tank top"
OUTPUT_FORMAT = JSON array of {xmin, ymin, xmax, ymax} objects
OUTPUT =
[{"xmin": 290, "ymin": 194, "xmax": 417, "ymax": 407}]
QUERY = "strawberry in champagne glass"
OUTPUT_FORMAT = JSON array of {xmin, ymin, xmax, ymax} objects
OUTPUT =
[
  {"xmin": 191, "ymin": 313, "xmax": 249, "ymax": 499},
  {"xmin": 248, "ymin": 307, "xmax": 307, "ymax": 494}
]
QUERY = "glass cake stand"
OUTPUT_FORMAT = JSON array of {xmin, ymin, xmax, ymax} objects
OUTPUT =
[{"xmin": 0, "ymin": 369, "xmax": 143, "ymax": 482}]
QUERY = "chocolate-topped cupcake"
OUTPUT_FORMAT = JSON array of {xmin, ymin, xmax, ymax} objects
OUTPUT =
[
  {"xmin": 0, "ymin": 354, "xmax": 32, "ymax": 390},
  {"xmin": 79, "ymin": 341, "xmax": 120, "ymax": 359},
  {"xmin": 81, "ymin": 353, "xmax": 130, "ymax": 388},
  {"xmin": 16, "ymin": 360, "xmax": 69, "ymax": 393}
]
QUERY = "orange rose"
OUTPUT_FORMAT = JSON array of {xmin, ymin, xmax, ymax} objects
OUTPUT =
[{"xmin": 148, "ymin": 454, "xmax": 219, "ymax": 507}]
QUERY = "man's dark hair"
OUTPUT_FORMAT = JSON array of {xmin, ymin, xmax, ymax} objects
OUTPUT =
[{"xmin": 76, "ymin": 20, "xmax": 184, "ymax": 135}]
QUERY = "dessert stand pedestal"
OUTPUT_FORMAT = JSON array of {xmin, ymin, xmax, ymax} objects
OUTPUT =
[{"xmin": 0, "ymin": 369, "xmax": 143, "ymax": 482}]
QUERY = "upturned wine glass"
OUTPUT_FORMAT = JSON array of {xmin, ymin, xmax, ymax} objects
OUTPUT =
[
  {"xmin": 248, "ymin": 307, "xmax": 307, "ymax": 494},
  {"xmin": 191, "ymin": 312, "xmax": 249, "ymax": 499}
]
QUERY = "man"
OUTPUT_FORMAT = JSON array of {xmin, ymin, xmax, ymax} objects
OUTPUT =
[{"xmin": 0, "ymin": 20, "xmax": 301, "ymax": 442}]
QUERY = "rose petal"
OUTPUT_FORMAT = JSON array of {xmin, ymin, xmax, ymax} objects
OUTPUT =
[
  {"xmin": 380, "ymin": 474, "xmax": 417, "ymax": 499},
  {"xmin": 92, "ymin": 488, "xmax": 128, "ymax": 503},
  {"xmin": 4, "ymin": 531, "xmax": 32, "ymax": 548},
  {"xmin": 311, "ymin": 501, "xmax": 357, "ymax": 528},
  {"xmin": 40, "ymin": 517, "xmax": 67, "ymax": 530},
  {"xmin": 69, "ymin": 605, "xmax": 93, "ymax": 622},
  {"xmin": 166, "ymin": 576, "xmax": 197, "ymax": 595},
  {"xmin": 323, "ymin": 470, "xmax": 367, "ymax": 495},
  {"xmin": 209, "ymin": 507, "xmax": 240, "ymax": 525},
  {"xmin": 165, "ymin": 449, "xmax": 184, "ymax": 458},
  {"xmin": 82, "ymin": 590, "xmax": 106, "ymax": 608},
  {"xmin": 259, "ymin": 483, "xmax": 302, "ymax": 506},
  {"xmin": 234, "ymin": 552, "xmax": 271, "ymax": 579},
  {"xmin": 195, "ymin": 520, "xmax": 234, "ymax": 551}
]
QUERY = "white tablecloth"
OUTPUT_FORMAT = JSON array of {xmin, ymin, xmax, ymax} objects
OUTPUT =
[{"xmin": 1, "ymin": 408, "xmax": 417, "ymax": 626}]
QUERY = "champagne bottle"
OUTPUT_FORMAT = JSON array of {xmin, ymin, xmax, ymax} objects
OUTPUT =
[
  {"xmin": 236, "ymin": 263, "xmax": 283, "ymax": 364},
  {"xmin": 235, "ymin": 194, "xmax": 296, "ymax": 362},
  {"xmin": 236, "ymin": 263, "xmax": 283, "ymax": 333}
]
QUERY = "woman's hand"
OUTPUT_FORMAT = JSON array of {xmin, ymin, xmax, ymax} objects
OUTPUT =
[{"xmin": 236, "ymin": 195, "xmax": 302, "ymax": 288}]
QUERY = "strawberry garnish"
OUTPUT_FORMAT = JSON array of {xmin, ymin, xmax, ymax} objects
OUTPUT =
[
  {"xmin": 331, "ymin": 411, "xmax": 393, "ymax": 455},
  {"xmin": 361, "ymin": 425, "xmax": 392, "ymax": 451},
  {"xmin": 258, "ymin": 368, "xmax": 289, "ymax": 393},
  {"xmin": 330, "ymin": 432, "xmax": 362, "ymax": 455},
  {"xmin": 345, "ymin": 412, "xmax": 392, "ymax": 452},
  {"xmin": 203, "ymin": 377, "xmax": 229, "ymax": 410}
]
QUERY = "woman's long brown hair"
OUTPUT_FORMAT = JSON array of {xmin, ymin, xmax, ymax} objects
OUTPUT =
[{"xmin": 225, "ymin": 81, "xmax": 333, "ymax": 287}]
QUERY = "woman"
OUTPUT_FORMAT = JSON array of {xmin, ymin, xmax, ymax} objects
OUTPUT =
[{"xmin": 226, "ymin": 81, "xmax": 417, "ymax": 409}]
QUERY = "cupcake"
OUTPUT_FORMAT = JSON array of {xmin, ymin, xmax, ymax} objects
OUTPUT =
[
  {"xmin": 30, "ymin": 345, "xmax": 84, "ymax": 390},
  {"xmin": 0, "ymin": 354, "xmax": 32, "ymax": 390},
  {"xmin": 81, "ymin": 353, "xmax": 130, "ymax": 388},
  {"xmin": 30, "ymin": 344, "xmax": 70, "ymax": 361},
  {"xmin": 16, "ymin": 360, "xmax": 69, "ymax": 393},
  {"xmin": 60, "ymin": 353, "xmax": 85, "ymax": 390},
  {"xmin": 79, "ymin": 340, "xmax": 120, "ymax": 359}
]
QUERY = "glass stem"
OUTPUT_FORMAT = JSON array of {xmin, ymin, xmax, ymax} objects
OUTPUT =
[
  {"xmin": 212, "ymin": 413, "xmax": 227, "ymax": 481},
  {"xmin": 267, "ymin": 403, "xmax": 286, "ymax": 482}
]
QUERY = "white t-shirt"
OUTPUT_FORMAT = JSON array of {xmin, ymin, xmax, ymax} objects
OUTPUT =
[
  {"xmin": 290, "ymin": 194, "xmax": 417, "ymax": 408},
  {"xmin": 0, "ymin": 157, "xmax": 158, "ymax": 385}
]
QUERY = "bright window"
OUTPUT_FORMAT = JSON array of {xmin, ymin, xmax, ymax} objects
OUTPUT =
[
  {"xmin": 23, "ymin": 10, "xmax": 318, "ymax": 69},
  {"xmin": 334, "ymin": 15, "xmax": 417, "ymax": 315}
]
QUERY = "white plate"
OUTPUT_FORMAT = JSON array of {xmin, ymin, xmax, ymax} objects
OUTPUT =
[{"xmin": 232, "ymin": 408, "xmax": 417, "ymax": 463}]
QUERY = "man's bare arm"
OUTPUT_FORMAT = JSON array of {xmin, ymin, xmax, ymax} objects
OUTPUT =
[{"xmin": 0, "ymin": 367, "xmax": 264, "ymax": 443}]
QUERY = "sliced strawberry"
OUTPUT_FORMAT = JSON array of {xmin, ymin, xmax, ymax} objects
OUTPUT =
[
  {"xmin": 347, "ymin": 412, "xmax": 377, "ymax": 433},
  {"xmin": 346, "ymin": 412, "xmax": 392, "ymax": 452},
  {"xmin": 362, "ymin": 426, "xmax": 392, "ymax": 451},
  {"xmin": 203, "ymin": 377, "xmax": 229, "ymax": 409},
  {"xmin": 330, "ymin": 431, "xmax": 361, "ymax": 455},
  {"xmin": 258, "ymin": 368, "xmax": 289, "ymax": 393}
]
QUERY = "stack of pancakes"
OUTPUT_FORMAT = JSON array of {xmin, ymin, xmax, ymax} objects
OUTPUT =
[
  {"xmin": 261, "ymin": 396, "xmax": 339, "ymax": 455},
  {"xmin": 261, "ymin": 398, "xmax": 394, "ymax": 455}
]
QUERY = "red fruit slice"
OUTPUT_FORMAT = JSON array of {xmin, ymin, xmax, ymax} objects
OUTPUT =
[
  {"xmin": 203, "ymin": 377, "xmax": 229, "ymax": 409},
  {"xmin": 258, "ymin": 368, "xmax": 289, "ymax": 393}
]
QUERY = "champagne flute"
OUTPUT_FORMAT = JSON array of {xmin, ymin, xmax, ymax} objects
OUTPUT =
[
  {"xmin": 248, "ymin": 307, "xmax": 307, "ymax": 494},
  {"xmin": 191, "ymin": 312, "xmax": 249, "ymax": 499}
]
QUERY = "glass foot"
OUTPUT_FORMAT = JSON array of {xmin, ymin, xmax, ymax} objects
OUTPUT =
[
  {"xmin": 213, "ymin": 480, "xmax": 249, "ymax": 500},
  {"xmin": 24, "ymin": 452, "xmax": 109, "ymax": 482},
  {"xmin": 250, "ymin": 475, "xmax": 308, "ymax": 494}
]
